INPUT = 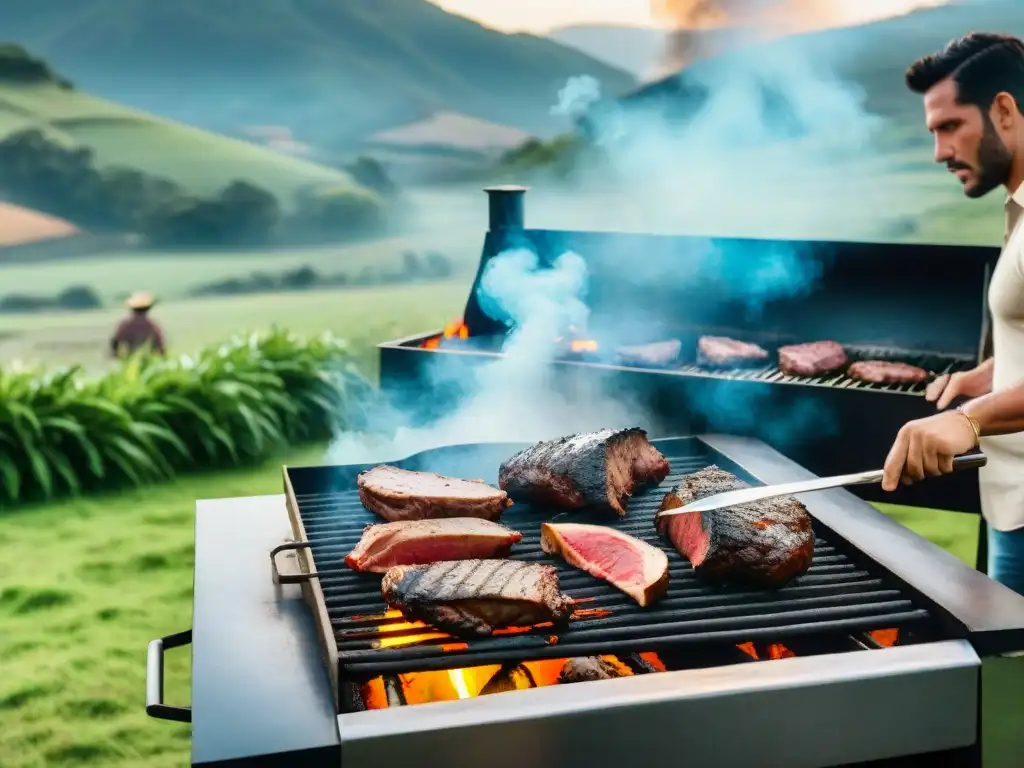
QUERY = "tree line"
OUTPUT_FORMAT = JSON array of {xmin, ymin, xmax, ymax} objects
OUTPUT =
[{"xmin": 0, "ymin": 128, "xmax": 396, "ymax": 248}]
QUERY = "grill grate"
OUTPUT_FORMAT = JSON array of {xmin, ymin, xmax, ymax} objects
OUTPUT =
[{"xmin": 291, "ymin": 447, "xmax": 933, "ymax": 679}]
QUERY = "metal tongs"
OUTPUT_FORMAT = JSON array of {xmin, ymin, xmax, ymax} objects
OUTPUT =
[{"xmin": 655, "ymin": 452, "xmax": 987, "ymax": 518}]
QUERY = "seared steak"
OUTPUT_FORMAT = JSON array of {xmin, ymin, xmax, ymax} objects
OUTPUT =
[
  {"xmin": 345, "ymin": 518, "xmax": 522, "ymax": 573},
  {"xmin": 559, "ymin": 657, "xmax": 628, "ymax": 684},
  {"xmin": 541, "ymin": 522, "xmax": 668, "ymax": 607},
  {"xmin": 778, "ymin": 340, "xmax": 848, "ymax": 377},
  {"xmin": 357, "ymin": 465, "xmax": 512, "ymax": 522},
  {"xmin": 698, "ymin": 336, "xmax": 770, "ymax": 367},
  {"xmin": 848, "ymin": 360, "xmax": 929, "ymax": 385},
  {"xmin": 381, "ymin": 559, "xmax": 574, "ymax": 638},
  {"xmin": 498, "ymin": 428, "xmax": 670, "ymax": 516},
  {"xmin": 616, "ymin": 339, "xmax": 682, "ymax": 368},
  {"xmin": 656, "ymin": 465, "xmax": 814, "ymax": 588}
]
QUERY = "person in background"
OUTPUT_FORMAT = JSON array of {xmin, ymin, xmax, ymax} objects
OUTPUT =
[
  {"xmin": 110, "ymin": 291, "xmax": 166, "ymax": 357},
  {"xmin": 881, "ymin": 33, "xmax": 1024, "ymax": 595}
]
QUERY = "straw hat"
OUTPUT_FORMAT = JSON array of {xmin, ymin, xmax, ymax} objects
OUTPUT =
[{"xmin": 125, "ymin": 291, "xmax": 156, "ymax": 310}]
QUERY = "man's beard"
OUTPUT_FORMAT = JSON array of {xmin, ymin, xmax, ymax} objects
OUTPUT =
[{"xmin": 961, "ymin": 115, "xmax": 1013, "ymax": 199}]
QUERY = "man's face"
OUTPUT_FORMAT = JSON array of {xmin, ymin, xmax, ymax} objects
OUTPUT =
[{"xmin": 924, "ymin": 78, "xmax": 1013, "ymax": 198}]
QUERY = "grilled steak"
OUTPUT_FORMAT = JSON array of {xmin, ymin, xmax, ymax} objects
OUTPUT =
[
  {"xmin": 698, "ymin": 336, "xmax": 770, "ymax": 367},
  {"xmin": 616, "ymin": 339, "xmax": 682, "ymax": 368},
  {"xmin": 345, "ymin": 518, "xmax": 522, "ymax": 573},
  {"xmin": 848, "ymin": 360, "xmax": 929, "ymax": 385},
  {"xmin": 559, "ymin": 657, "xmax": 628, "ymax": 684},
  {"xmin": 381, "ymin": 559, "xmax": 574, "ymax": 638},
  {"xmin": 498, "ymin": 428, "xmax": 670, "ymax": 516},
  {"xmin": 357, "ymin": 465, "xmax": 512, "ymax": 523},
  {"xmin": 778, "ymin": 340, "xmax": 848, "ymax": 377},
  {"xmin": 656, "ymin": 465, "xmax": 814, "ymax": 588},
  {"xmin": 541, "ymin": 522, "xmax": 669, "ymax": 607}
]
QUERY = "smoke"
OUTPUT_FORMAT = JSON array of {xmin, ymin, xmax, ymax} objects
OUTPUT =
[
  {"xmin": 550, "ymin": 76, "xmax": 604, "ymax": 119},
  {"xmin": 325, "ymin": 246, "xmax": 648, "ymax": 465}
]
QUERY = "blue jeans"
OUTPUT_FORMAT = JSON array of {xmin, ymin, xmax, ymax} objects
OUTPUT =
[{"xmin": 988, "ymin": 525, "xmax": 1024, "ymax": 596}]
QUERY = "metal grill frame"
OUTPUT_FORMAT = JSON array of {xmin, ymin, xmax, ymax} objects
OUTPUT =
[{"xmin": 279, "ymin": 435, "xmax": 1024, "ymax": 714}]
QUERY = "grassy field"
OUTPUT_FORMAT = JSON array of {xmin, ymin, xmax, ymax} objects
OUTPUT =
[
  {"xmin": 0, "ymin": 461, "xmax": 1019, "ymax": 768},
  {"xmin": 0, "ymin": 82, "xmax": 362, "ymax": 205}
]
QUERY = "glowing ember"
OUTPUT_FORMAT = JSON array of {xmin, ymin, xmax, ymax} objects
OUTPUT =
[
  {"xmin": 570, "ymin": 339, "xmax": 598, "ymax": 353},
  {"xmin": 737, "ymin": 642, "xmax": 796, "ymax": 660},
  {"xmin": 421, "ymin": 317, "xmax": 469, "ymax": 349},
  {"xmin": 868, "ymin": 628, "xmax": 900, "ymax": 647}
]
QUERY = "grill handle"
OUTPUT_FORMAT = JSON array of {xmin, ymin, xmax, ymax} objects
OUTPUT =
[
  {"xmin": 145, "ymin": 629, "xmax": 192, "ymax": 723},
  {"xmin": 270, "ymin": 540, "xmax": 317, "ymax": 584}
]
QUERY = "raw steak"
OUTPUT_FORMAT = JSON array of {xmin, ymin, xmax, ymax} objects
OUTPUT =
[
  {"xmin": 656, "ymin": 465, "xmax": 814, "ymax": 588},
  {"xmin": 777, "ymin": 341, "xmax": 848, "ymax": 377},
  {"xmin": 848, "ymin": 360, "xmax": 929, "ymax": 385},
  {"xmin": 697, "ymin": 336, "xmax": 770, "ymax": 367},
  {"xmin": 559, "ymin": 657, "xmax": 628, "ymax": 684},
  {"xmin": 498, "ymin": 428, "xmax": 670, "ymax": 516},
  {"xmin": 381, "ymin": 559, "xmax": 574, "ymax": 638},
  {"xmin": 616, "ymin": 339, "xmax": 683, "ymax": 368},
  {"xmin": 541, "ymin": 522, "xmax": 669, "ymax": 607},
  {"xmin": 357, "ymin": 465, "xmax": 512, "ymax": 523},
  {"xmin": 345, "ymin": 518, "xmax": 522, "ymax": 573}
]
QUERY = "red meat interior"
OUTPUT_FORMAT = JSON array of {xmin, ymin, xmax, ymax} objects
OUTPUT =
[
  {"xmin": 563, "ymin": 529, "xmax": 647, "ymax": 583},
  {"xmin": 666, "ymin": 513, "xmax": 710, "ymax": 567}
]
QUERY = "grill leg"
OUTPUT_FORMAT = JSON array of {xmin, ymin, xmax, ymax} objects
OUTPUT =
[{"xmin": 976, "ymin": 517, "xmax": 989, "ymax": 575}]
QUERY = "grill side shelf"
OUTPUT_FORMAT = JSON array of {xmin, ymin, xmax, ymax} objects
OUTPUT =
[{"xmin": 289, "ymin": 446, "xmax": 936, "ymax": 678}]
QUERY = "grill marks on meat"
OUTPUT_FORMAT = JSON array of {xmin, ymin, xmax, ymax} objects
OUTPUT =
[
  {"xmin": 848, "ymin": 360, "xmax": 929, "ymax": 385},
  {"xmin": 380, "ymin": 559, "xmax": 574, "ymax": 638},
  {"xmin": 777, "ymin": 340, "xmax": 848, "ymax": 377},
  {"xmin": 344, "ymin": 518, "xmax": 522, "ymax": 573},
  {"xmin": 657, "ymin": 466, "xmax": 814, "ymax": 588},
  {"xmin": 616, "ymin": 339, "xmax": 682, "ymax": 368},
  {"xmin": 498, "ymin": 428, "xmax": 670, "ymax": 516},
  {"xmin": 559, "ymin": 657, "xmax": 628, "ymax": 684},
  {"xmin": 357, "ymin": 465, "xmax": 512, "ymax": 523},
  {"xmin": 541, "ymin": 523, "xmax": 669, "ymax": 607},
  {"xmin": 698, "ymin": 336, "xmax": 770, "ymax": 367}
]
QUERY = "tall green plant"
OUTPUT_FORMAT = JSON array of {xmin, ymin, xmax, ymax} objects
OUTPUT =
[{"xmin": 0, "ymin": 329, "xmax": 370, "ymax": 506}]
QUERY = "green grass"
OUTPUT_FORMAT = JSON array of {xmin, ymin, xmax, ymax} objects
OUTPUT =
[
  {"xmin": 0, "ymin": 480, "xmax": 1019, "ymax": 767},
  {"xmin": 0, "ymin": 82, "xmax": 362, "ymax": 205},
  {"xmin": 0, "ymin": 280, "xmax": 471, "ymax": 376}
]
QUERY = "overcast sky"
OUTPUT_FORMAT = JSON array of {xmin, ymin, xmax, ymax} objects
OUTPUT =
[{"xmin": 428, "ymin": 0, "xmax": 950, "ymax": 35}]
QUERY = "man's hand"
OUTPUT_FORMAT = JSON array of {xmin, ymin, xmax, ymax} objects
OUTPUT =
[
  {"xmin": 925, "ymin": 361, "xmax": 993, "ymax": 409},
  {"xmin": 882, "ymin": 411, "xmax": 978, "ymax": 491}
]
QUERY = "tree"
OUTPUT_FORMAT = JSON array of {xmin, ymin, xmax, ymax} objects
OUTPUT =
[{"xmin": 343, "ymin": 156, "xmax": 397, "ymax": 199}]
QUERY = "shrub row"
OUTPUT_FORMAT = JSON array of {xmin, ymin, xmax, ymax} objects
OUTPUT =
[
  {"xmin": 0, "ymin": 329, "xmax": 373, "ymax": 506},
  {"xmin": 0, "ymin": 285, "xmax": 102, "ymax": 313}
]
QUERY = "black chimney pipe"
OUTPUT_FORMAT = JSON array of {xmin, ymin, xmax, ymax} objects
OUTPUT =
[{"xmin": 484, "ymin": 185, "xmax": 527, "ymax": 231}]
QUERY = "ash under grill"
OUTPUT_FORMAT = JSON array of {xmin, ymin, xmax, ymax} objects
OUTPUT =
[{"xmin": 285, "ymin": 438, "xmax": 937, "ymax": 702}]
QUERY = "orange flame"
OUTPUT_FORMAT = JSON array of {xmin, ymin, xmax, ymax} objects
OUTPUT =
[
  {"xmin": 422, "ymin": 317, "xmax": 469, "ymax": 349},
  {"xmin": 570, "ymin": 339, "xmax": 599, "ymax": 353}
]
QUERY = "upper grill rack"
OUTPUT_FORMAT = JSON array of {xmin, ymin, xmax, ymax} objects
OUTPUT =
[{"xmin": 289, "ymin": 448, "xmax": 934, "ymax": 680}]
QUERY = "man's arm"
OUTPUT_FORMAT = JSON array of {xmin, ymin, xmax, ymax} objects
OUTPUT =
[{"xmin": 151, "ymin": 324, "xmax": 166, "ymax": 356}]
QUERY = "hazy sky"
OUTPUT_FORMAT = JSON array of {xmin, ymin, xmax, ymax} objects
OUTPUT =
[{"xmin": 429, "ymin": 0, "xmax": 950, "ymax": 35}]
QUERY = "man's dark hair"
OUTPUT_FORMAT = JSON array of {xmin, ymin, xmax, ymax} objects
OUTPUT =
[{"xmin": 906, "ymin": 32, "xmax": 1024, "ymax": 114}]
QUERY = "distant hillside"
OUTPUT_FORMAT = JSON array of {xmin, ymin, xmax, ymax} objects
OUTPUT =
[
  {"xmin": 0, "ymin": 0, "xmax": 636, "ymax": 149},
  {"xmin": 620, "ymin": 0, "xmax": 1024, "ymax": 131},
  {"xmin": 549, "ymin": 25, "xmax": 668, "ymax": 78}
]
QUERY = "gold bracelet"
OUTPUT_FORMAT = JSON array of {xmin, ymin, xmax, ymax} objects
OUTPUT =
[{"xmin": 956, "ymin": 405, "xmax": 982, "ymax": 447}]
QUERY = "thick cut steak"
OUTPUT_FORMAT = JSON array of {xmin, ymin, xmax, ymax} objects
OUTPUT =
[
  {"xmin": 498, "ymin": 428, "xmax": 670, "ymax": 516},
  {"xmin": 559, "ymin": 657, "xmax": 628, "ymax": 684},
  {"xmin": 345, "ymin": 518, "xmax": 522, "ymax": 573},
  {"xmin": 777, "ymin": 340, "xmax": 848, "ymax": 376},
  {"xmin": 381, "ymin": 559, "xmax": 574, "ymax": 638},
  {"xmin": 698, "ymin": 336, "xmax": 770, "ymax": 367},
  {"xmin": 656, "ymin": 465, "xmax": 814, "ymax": 588},
  {"xmin": 541, "ymin": 522, "xmax": 669, "ymax": 607},
  {"xmin": 848, "ymin": 360, "xmax": 929, "ymax": 385},
  {"xmin": 357, "ymin": 465, "xmax": 512, "ymax": 522},
  {"xmin": 616, "ymin": 339, "xmax": 683, "ymax": 368}
]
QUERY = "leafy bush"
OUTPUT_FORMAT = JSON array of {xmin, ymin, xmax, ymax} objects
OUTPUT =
[
  {"xmin": 0, "ymin": 329, "xmax": 373, "ymax": 506},
  {"xmin": 0, "ymin": 284, "xmax": 102, "ymax": 313},
  {"xmin": 0, "ymin": 44, "xmax": 72, "ymax": 88}
]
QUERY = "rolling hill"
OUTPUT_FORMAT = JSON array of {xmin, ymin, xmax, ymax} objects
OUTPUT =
[
  {"xmin": 0, "ymin": 80, "xmax": 365, "ymax": 206},
  {"xmin": 0, "ymin": 0, "xmax": 636, "ymax": 149},
  {"xmin": 549, "ymin": 25, "xmax": 669, "ymax": 79}
]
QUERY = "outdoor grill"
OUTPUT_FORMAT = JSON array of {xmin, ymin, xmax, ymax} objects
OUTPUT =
[
  {"xmin": 378, "ymin": 186, "xmax": 1001, "ymax": 524},
  {"xmin": 148, "ymin": 435, "xmax": 1024, "ymax": 767}
]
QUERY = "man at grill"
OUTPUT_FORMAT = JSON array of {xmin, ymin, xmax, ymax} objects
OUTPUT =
[
  {"xmin": 110, "ymin": 291, "xmax": 167, "ymax": 358},
  {"xmin": 882, "ymin": 33, "xmax": 1024, "ymax": 595}
]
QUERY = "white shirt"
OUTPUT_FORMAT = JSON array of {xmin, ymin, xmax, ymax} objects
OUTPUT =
[{"xmin": 978, "ymin": 182, "xmax": 1024, "ymax": 531}]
